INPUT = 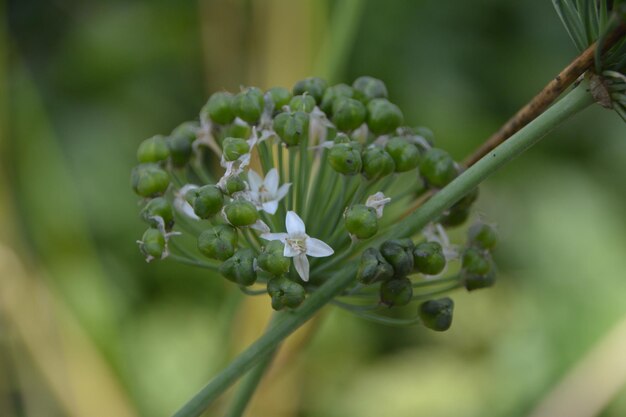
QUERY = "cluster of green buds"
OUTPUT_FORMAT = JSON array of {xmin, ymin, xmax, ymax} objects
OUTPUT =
[{"xmin": 131, "ymin": 76, "xmax": 498, "ymax": 330}]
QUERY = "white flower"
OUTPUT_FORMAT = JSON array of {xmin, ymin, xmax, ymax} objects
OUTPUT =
[
  {"xmin": 365, "ymin": 192, "xmax": 391, "ymax": 218},
  {"xmin": 248, "ymin": 168, "xmax": 290, "ymax": 215},
  {"xmin": 174, "ymin": 184, "xmax": 200, "ymax": 220},
  {"xmin": 261, "ymin": 211, "xmax": 334, "ymax": 282}
]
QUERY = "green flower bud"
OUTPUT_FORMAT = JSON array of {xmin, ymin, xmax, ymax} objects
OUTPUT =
[
  {"xmin": 137, "ymin": 135, "xmax": 170, "ymax": 163},
  {"xmin": 202, "ymin": 92, "xmax": 235, "ymax": 125},
  {"xmin": 289, "ymin": 94, "xmax": 316, "ymax": 113},
  {"xmin": 197, "ymin": 225, "xmax": 238, "ymax": 260},
  {"xmin": 222, "ymin": 137, "xmax": 250, "ymax": 161},
  {"xmin": 225, "ymin": 175, "xmax": 247, "ymax": 195},
  {"xmin": 419, "ymin": 297, "xmax": 454, "ymax": 331},
  {"xmin": 273, "ymin": 111, "xmax": 309, "ymax": 146},
  {"xmin": 380, "ymin": 277, "xmax": 413, "ymax": 307},
  {"xmin": 439, "ymin": 206, "xmax": 471, "ymax": 228},
  {"xmin": 361, "ymin": 145, "xmax": 395, "ymax": 180},
  {"xmin": 168, "ymin": 121, "xmax": 198, "ymax": 167},
  {"xmin": 267, "ymin": 87, "xmax": 292, "ymax": 110},
  {"xmin": 320, "ymin": 83, "xmax": 355, "ymax": 115},
  {"xmin": 258, "ymin": 241, "xmax": 291, "ymax": 275},
  {"xmin": 462, "ymin": 247, "xmax": 492, "ymax": 275},
  {"xmin": 413, "ymin": 241, "xmax": 446, "ymax": 275},
  {"xmin": 345, "ymin": 204, "xmax": 378, "ymax": 239},
  {"xmin": 171, "ymin": 121, "xmax": 199, "ymax": 142},
  {"xmin": 131, "ymin": 164, "xmax": 170, "ymax": 197},
  {"xmin": 329, "ymin": 142, "xmax": 362, "ymax": 175},
  {"xmin": 220, "ymin": 248, "xmax": 257, "ymax": 286},
  {"xmin": 352, "ymin": 76, "xmax": 388, "ymax": 102},
  {"xmin": 267, "ymin": 276, "xmax": 306, "ymax": 310},
  {"xmin": 234, "ymin": 87, "xmax": 264, "ymax": 124},
  {"xmin": 332, "ymin": 97, "xmax": 367, "ymax": 131},
  {"xmin": 293, "ymin": 77, "xmax": 328, "ymax": 103},
  {"xmin": 224, "ymin": 200, "xmax": 259, "ymax": 227},
  {"xmin": 463, "ymin": 268, "xmax": 496, "ymax": 291},
  {"xmin": 139, "ymin": 228, "xmax": 166, "ymax": 260},
  {"xmin": 190, "ymin": 185, "xmax": 223, "ymax": 219},
  {"xmin": 367, "ymin": 98, "xmax": 404, "ymax": 135},
  {"xmin": 141, "ymin": 197, "xmax": 174, "ymax": 230},
  {"xmin": 468, "ymin": 223, "xmax": 498, "ymax": 250},
  {"xmin": 380, "ymin": 240, "xmax": 414, "ymax": 278},
  {"xmin": 420, "ymin": 148, "xmax": 458, "ymax": 188},
  {"xmin": 357, "ymin": 248, "xmax": 394, "ymax": 284},
  {"xmin": 385, "ymin": 137, "xmax": 420, "ymax": 172},
  {"xmin": 222, "ymin": 119, "xmax": 251, "ymax": 139}
]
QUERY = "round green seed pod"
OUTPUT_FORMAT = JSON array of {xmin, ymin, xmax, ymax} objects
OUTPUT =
[
  {"xmin": 462, "ymin": 247, "xmax": 492, "ymax": 276},
  {"xmin": 328, "ymin": 142, "xmax": 362, "ymax": 175},
  {"xmin": 267, "ymin": 276, "xmax": 306, "ymax": 310},
  {"xmin": 224, "ymin": 200, "xmax": 259, "ymax": 227},
  {"xmin": 137, "ymin": 135, "xmax": 170, "ymax": 163},
  {"xmin": 292, "ymin": 77, "xmax": 328, "ymax": 103},
  {"xmin": 197, "ymin": 225, "xmax": 238, "ymax": 261},
  {"xmin": 220, "ymin": 248, "xmax": 257, "ymax": 286},
  {"xmin": 273, "ymin": 111, "xmax": 309, "ymax": 146},
  {"xmin": 267, "ymin": 87, "xmax": 292, "ymax": 110},
  {"xmin": 139, "ymin": 228, "xmax": 166, "ymax": 260},
  {"xmin": 222, "ymin": 137, "xmax": 250, "ymax": 161},
  {"xmin": 222, "ymin": 119, "xmax": 252, "ymax": 140},
  {"xmin": 320, "ymin": 83, "xmax": 355, "ymax": 115},
  {"xmin": 352, "ymin": 76, "xmax": 388, "ymax": 102},
  {"xmin": 413, "ymin": 241, "xmax": 446, "ymax": 275},
  {"xmin": 361, "ymin": 145, "xmax": 395, "ymax": 180},
  {"xmin": 380, "ymin": 277, "xmax": 413, "ymax": 307},
  {"xmin": 440, "ymin": 206, "xmax": 471, "ymax": 228},
  {"xmin": 468, "ymin": 223, "xmax": 498, "ymax": 250},
  {"xmin": 385, "ymin": 137, "xmax": 420, "ymax": 172},
  {"xmin": 202, "ymin": 91, "xmax": 235, "ymax": 125},
  {"xmin": 367, "ymin": 98, "xmax": 404, "ymax": 135},
  {"xmin": 191, "ymin": 185, "xmax": 223, "ymax": 219},
  {"xmin": 419, "ymin": 297, "xmax": 454, "ymax": 331},
  {"xmin": 131, "ymin": 164, "xmax": 170, "ymax": 197},
  {"xmin": 420, "ymin": 148, "xmax": 458, "ymax": 188},
  {"xmin": 171, "ymin": 121, "xmax": 199, "ymax": 142},
  {"xmin": 332, "ymin": 97, "xmax": 367, "ymax": 131},
  {"xmin": 289, "ymin": 94, "xmax": 316, "ymax": 113},
  {"xmin": 168, "ymin": 121, "xmax": 198, "ymax": 167},
  {"xmin": 234, "ymin": 87, "xmax": 264, "ymax": 124},
  {"xmin": 345, "ymin": 204, "xmax": 378, "ymax": 239},
  {"xmin": 141, "ymin": 197, "xmax": 174, "ymax": 230},
  {"xmin": 463, "ymin": 268, "xmax": 496, "ymax": 291},
  {"xmin": 258, "ymin": 241, "xmax": 291, "ymax": 275},
  {"xmin": 380, "ymin": 240, "xmax": 414, "ymax": 278},
  {"xmin": 356, "ymin": 247, "xmax": 394, "ymax": 284},
  {"xmin": 225, "ymin": 175, "xmax": 247, "ymax": 195}
]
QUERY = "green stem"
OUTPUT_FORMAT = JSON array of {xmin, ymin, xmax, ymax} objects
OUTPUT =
[
  {"xmin": 223, "ymin": 315, "xmax": 281, "ymax": 417},
  {"xmin": 171, "ymin": 83, "xmax": 593, "ymax": 417}
]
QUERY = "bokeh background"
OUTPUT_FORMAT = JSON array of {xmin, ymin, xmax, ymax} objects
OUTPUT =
[{"xmin": 2, "ymin": 1, "xmax": 626, "ymax": 416}]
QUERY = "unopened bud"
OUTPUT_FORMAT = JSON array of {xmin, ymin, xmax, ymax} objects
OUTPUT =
[
  {"xmin": 224, "ymin": 200, "xmax": 259, "ymax": 227},
  {"xmin": 202, "ymin": 92, "xmax": 235, "ymax": 125},
  {"xmin": 267, "ymin": 276, "xmax": 306, "ymax": 310},
  {"xmin": 234, "ymin": 87, "xmax": 264, "ymax": 124},
  {"xmin": 141, "ymin": 197, "xmax": 174, "ymax": 230},
  {"xmin": 468, "ymin": 222, "xmax": 498, "ymax": 250},
  {"xmin": 137, "ymin": 135, "xmax": 170, "ymax": 163},
  {"xmin": 352, "ymin": 76, "xmax": 388, "ymax": 102},
  {"xmin": 367, "ymin": 98, "xmax": 403, "ymax": 135},
  {"xmin": 332, "ymin": 97, "xmax": 367, "ymax": 131},
  {"xmin": 220, "ymin": 248, "xmax": 257, "ymax": 286},
  {"xmin": 131, "ymin": 164, "xmax": 170, "ymax": 197},
  {"xmin": 380, "ymin": 277, "xmax": 413, "ymax": 307},
  {"xmin": 329, "ymin": 142, "xmax": 362, "ymax": 175},
  {"xmin": 385, "ymin": 137, "xmax": 420, "ymax": 172},
  {"xmin": 273, "ymin": 111, "xmax": 309, "ymax": 146},
  {"xmin": 289, "ymin": 94, "xmax": 316, "ymax": 113},
  {"xmin": 413, "ymin": 241, "xmax": 446, "ymax": 275},
  {"xmin": 380, "ymin": 239, "xmax": 414, "ymax": 278},
  {"xmin": 191, "ymin": 185, "xmax": 223, "ymax": 219},
  {"xmin": 420, "ymin": 148, "xmax": 458, "ymax": 188},
  {"xmin": 293, "ymin": 77, "xmax": 328, "ymax": 103},
  {"xmin": 419, "ymin": 297, "xmax": 454, "ymax": 331},
  {"xmin": 345, "ymin": 204, "xmax": 378, "ymax": 239},
  {"xmin": 357, "ymin": 248, "xmax": 394, "ymax": 284},
  {"xmin": 258, "ymin": 241, "xmax": 291, "ymax": 275},
  {"xmin": 197, "ymin": 225, "xmax": 238, "ymax": 261},
  {"xmin": 267, "ymin": 87, "xmax": 292, "ymax": 110},
  {"xmin": 320, "ymin": 83, "xmax": 355, "ymax": 115},
  {"xmin": 361, "ymin": 145, "xmax": 395, "ymax": 179},
  {"xmin": 222, "ymin": 137, "xmax": 250, "ymax": 161}
]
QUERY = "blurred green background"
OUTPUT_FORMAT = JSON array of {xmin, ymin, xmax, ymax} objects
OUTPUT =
[{"xmin": 2, "ymin": 1, "xmax": 626, "ymax": 416}]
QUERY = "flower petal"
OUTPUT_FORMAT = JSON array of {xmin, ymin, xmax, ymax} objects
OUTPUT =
[
  {"xmin": 285, "ymin": 211, "xmax": 306, "ymax": 234},
  {"xmin": 264, "ymin": 168, "xmax": 279, "ymax": 194},
  {"xmin": 262, "ymin": 200, "xmax": 279, "ymax": 215},
  {"xmin": 260, "ymin": 232, "xmax": 288, "ymax": 243},
  {"xmin": 306, "ymin": 238, "xmax": 334, "ymax": 257},
  {"xmin": 283, "ymin": 243, "xmax": 299, "ymax": 257},
  {"xmin": 248, "ymin": 169, "xmax": 263, "ymax": 192},
  {"xmin": 276, "ymin": 183, "xmax": 291, "ymax": 200},
  {"xmin": 250, "ymin": 220, "xmax": 270, "ymax": 234},
  {"xmin": 293, "ymin": 253, "xmax": 310, "ymax": 282}
]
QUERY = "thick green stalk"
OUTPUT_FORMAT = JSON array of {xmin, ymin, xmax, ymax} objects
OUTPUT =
[
  {"xmin": 391, "ymin": 82, "xmax": 594, "ymax": 240},
  {"xmin": 171, "ymin": 83, "xmax": 593, "ymax": 417}
]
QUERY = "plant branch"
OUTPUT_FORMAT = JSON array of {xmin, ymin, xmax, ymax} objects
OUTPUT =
[
  {"xmin": 463, "ymin": 22, "xmax": 625, "ymax": 167},
  {"xmin": 171, "ymin": 82, "xmax": 593, "ymax": 417}
]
